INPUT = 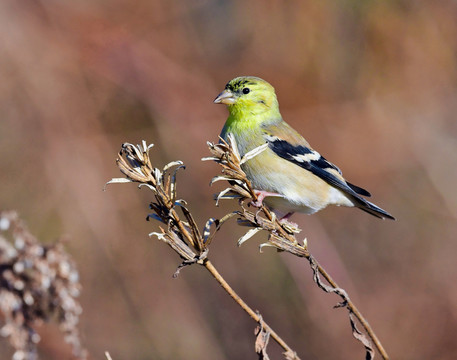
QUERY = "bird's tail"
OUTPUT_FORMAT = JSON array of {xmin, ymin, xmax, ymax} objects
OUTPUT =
[{"xmin": 352, "ymin": 196, "xmax": 395, "ymax": 220}]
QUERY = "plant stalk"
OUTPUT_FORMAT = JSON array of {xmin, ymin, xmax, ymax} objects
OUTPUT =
[{"xmin": 204, "ymin": 259, "xmax": 299, "ymax": 360}]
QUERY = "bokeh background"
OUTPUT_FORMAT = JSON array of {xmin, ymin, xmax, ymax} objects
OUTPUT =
[{"xmin": 1, "ymin": 1, "xmax": 457, "ymax": 359}]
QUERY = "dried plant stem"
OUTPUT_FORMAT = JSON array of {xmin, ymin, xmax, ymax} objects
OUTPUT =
[
  {"xmin": 109, "ymin": 142, "xmax": 299, "ymax": 358},
  {"xmin": 259, "ymin": 199, "xmax": 388, "ymax": 359},
  {"xmin": 111, "ymin": 141, "xmax": 389, "ymax": 359},
  {"xmin": 248, "ymin": 181, "xmax": 387, "ymax": 357},
  {"xmin": 245, "ymin": 181, "xmax": 387, "ymax": 358},
  {"xmin": 172, "ymin": 201, "xmax": 297, "ymax": 355},
  {"xmin": 309, "ymin": 257, "xmax": 389, "ymax": 360},
  {"xmin": 170, "ymin": 207, "xmax": 197, "ymax": 248},
  {"xmin": 203, "ymin": 260, "xmax": 299, "ymax": 359}
]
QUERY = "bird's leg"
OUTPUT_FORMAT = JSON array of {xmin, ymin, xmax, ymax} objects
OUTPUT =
[
  {"xmin": 280, "ymin": 212, "xmax": 294, "ymax": 221},
  {"xmin": 251, "ymin": 190, "xmax": 282, "ymax": 208}
]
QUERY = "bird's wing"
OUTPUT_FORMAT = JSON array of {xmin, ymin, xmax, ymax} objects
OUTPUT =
[{"xmin": 262, "ymin": 121, "xmax": 371, "ymax": 198}]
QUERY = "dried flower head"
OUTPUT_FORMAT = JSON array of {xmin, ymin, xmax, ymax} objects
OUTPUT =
[
  {"xmin": 107, "ymin": 142, "xmax": 221, "ymax": 272},
  {"xmin": 0, "ymin": 211, "xmax": 86, "ymax": 360},
  {"xmin": 204, "ymin": 135, "xmax": 308, "ymax": 255}
]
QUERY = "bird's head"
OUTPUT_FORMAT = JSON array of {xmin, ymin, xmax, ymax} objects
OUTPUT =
[{"xmin": 214, "ymin": 76, "xmax": 280, "ymax": 119}]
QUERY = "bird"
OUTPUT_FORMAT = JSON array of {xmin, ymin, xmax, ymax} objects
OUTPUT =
[{"xmin": 213, "ymin": 76, "xmax": 395, "ymax": 221}]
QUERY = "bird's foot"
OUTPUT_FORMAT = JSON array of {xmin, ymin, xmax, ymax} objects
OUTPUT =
[{"xmin": 251, "ymin": 190, "xmax": 281, "ymax": 208}]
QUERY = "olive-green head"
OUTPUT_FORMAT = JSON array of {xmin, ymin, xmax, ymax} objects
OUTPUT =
[{"xmin": 214, "ymin": 76, "xmax": 280, "ymax": 118}]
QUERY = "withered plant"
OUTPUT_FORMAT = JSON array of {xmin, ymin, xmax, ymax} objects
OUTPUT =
[
  {"xmin": 106, "ymin": 138, "xmax": 389, "ymax": 360},
  {"xmin": 0, "ymin": 211, "xmax": 86, "ymax": 360}
]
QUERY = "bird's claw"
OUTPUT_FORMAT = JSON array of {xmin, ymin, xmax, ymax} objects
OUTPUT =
[
  {"xmin": 250, "ymin": 198, "xmax": 264, "ymax": 208},
  {"xmin": 250, "ymin": 190, "xmax": 281, "ymax": 208}
]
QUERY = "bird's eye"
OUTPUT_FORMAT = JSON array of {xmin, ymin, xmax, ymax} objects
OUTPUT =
[{"xmin": 242, "ymin": 88, "xmax": 250, "ymax": 94}]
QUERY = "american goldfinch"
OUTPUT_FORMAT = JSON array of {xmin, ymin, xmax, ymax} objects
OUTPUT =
[{"xmin": 214, "ymin": 76, "xmax": 395, "ymax": 221}]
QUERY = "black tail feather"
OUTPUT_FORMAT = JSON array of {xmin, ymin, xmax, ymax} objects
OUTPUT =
[
  {"xmin": 347, "ymin": 182, "xmax": 371, "ymax": 197},
  {"xmin": 353, "ymin": 196, "xmax": 395, "ymax": 220}
]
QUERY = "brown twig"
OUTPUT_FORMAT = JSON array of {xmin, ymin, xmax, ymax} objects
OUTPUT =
[{"xmin": 203, "ymin": 260, "xmax": 298, "ymax": 359}]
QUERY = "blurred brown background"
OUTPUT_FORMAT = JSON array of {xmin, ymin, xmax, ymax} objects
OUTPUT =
[{"xmin": 1, "ymin": 1, "xmax": 457, "ymax": 359}]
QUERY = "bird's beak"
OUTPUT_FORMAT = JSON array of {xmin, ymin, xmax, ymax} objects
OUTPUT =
[{"xmin": 213, "ymin": 89, "xmax": 236, "ymax": 105}]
